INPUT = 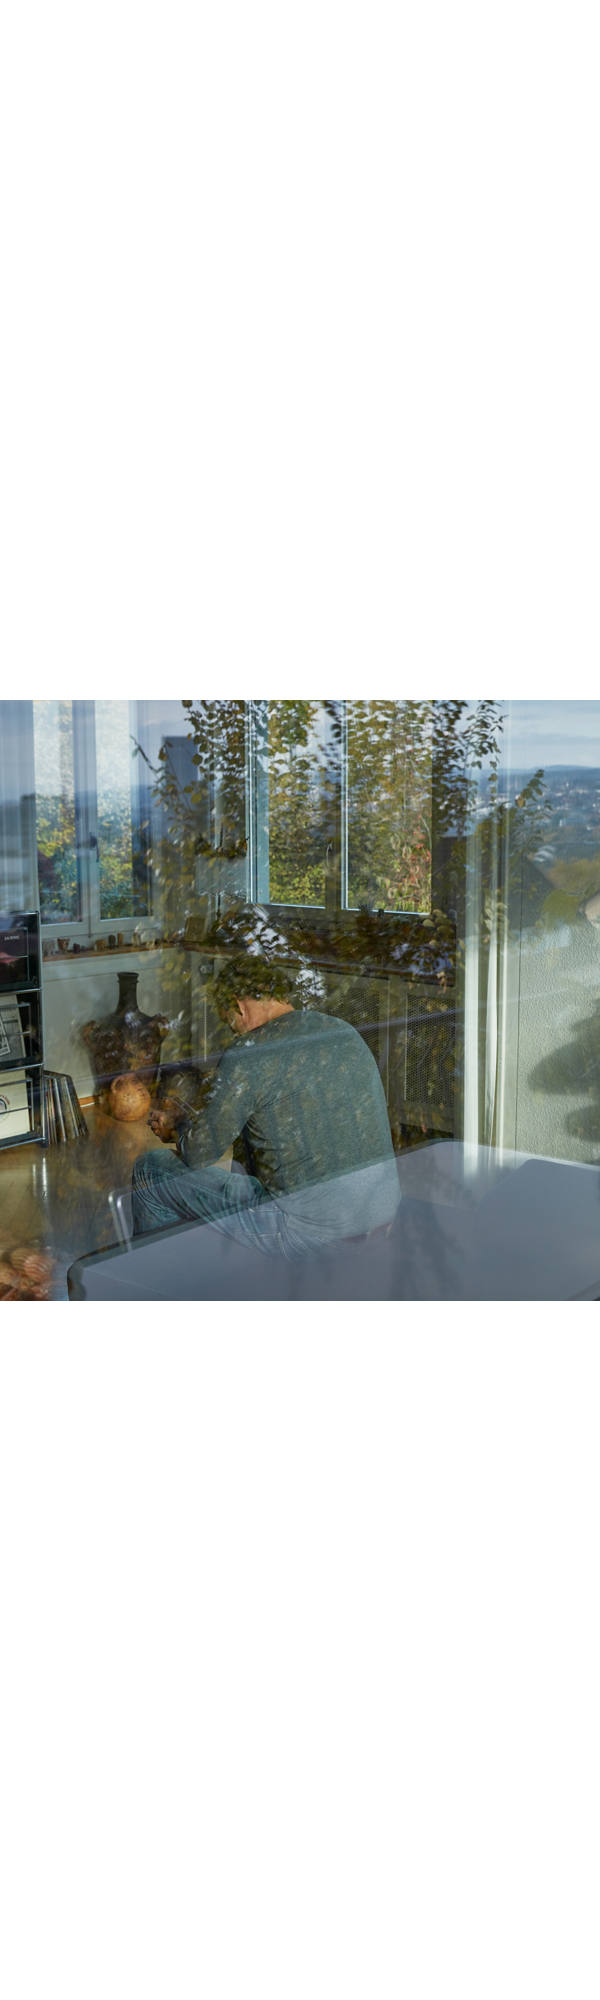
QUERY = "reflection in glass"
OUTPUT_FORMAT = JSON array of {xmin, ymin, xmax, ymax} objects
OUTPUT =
[
  {"xmin": 266, "ymin": 700, "xmax": 332, "ymax": 905},
  {"xmin": 32, "ymin": 700, "xmax": 81, "ymax": 921},
  {"xmin": 10, "ymin": 693, "xmax": 600, "ymax": 1301},
  {"xmin": 489, "ymin": 699, "xmax": 600, "ymax": 1167},
  {"xmin": 347, "ymin": 701, "xmax": 432, "ymax": 913},
  {"xmin": 96, "ymin": 700, "xmax": 147, "ymax": 919}
]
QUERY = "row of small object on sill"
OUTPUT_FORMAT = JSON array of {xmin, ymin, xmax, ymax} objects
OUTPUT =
[{"xmin": 42, "ymin": 937, "xmax": 170, "ymax": 958}]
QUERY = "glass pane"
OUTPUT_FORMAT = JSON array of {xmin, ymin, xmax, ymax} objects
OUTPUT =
[
  {"xmin": 266, "ymin": 700, "xmax": 334, "ymax": 905},
  {"xmin": 153, "ymin": 700, "xmax": 248, "ymax": 930},
  {"xmin": 491, "ymin": 698, "xmax": 600, "ymax": 1167},
  {"xmin": 96, "ymin": 701, "xmax": 148, "ymax": 919},
  {"xmin": 32, "ymin": 700, "xmax": 81, "ymax": 922},
  {"xmin": 346, "ymin": 701, "xmax": 432, "ymax": 912}
]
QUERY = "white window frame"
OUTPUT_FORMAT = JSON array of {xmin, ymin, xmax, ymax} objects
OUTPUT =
[
  {"xmin": 35, "ymin": 699, "xmax": 152, "ymax": 942},
  {"xmin": 247, "ymin": 698, "xmax": 434, "ymax": 923},
  {"xmin": 36, "ymin": 696, "xmax": 438, "ymax": 941}
]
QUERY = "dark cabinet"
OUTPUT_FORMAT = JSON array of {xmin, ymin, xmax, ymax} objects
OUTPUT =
[{"xmin": 0, "ymin": 912, "xmax": 45, "ymax": 1150}]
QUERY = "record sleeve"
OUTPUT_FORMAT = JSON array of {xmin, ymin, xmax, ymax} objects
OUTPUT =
[{"xmin": 0, "ymin": 996, "xmax": 26, "ymax": 1063}]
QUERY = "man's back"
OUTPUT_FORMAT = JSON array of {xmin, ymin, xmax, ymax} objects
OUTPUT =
[{"xmin": 180, "ymin": 1007, "xmax": 400, "ymax": 1244}]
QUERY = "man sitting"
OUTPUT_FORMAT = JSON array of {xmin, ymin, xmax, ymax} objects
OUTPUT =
[{"xmin": 131, "ymin": 956, "xmax": 401, "ymax": 1257}]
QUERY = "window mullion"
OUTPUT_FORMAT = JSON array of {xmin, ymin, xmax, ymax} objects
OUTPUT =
[
  {"xmin": 72, "ymin": 700, "xmax": 99, "ymax": 936},
  {"xmin": 323, "ymin": 701, "xmax": 343, "ymax": 916},
  {"xmin": 129, "ymin": 699, "xmax": 153, "ymax": 921},
  {"xmin": 249, "ymin": 700, "xmax": 269, "ymax": 903},
  {"xmin": 340, "ymin": 700, "xmax": 348, "ymax": 910}
]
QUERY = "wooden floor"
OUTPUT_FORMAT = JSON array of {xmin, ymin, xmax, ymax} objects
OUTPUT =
[{"xmin": 0, "ymin": 1107, "xmax": 166, "ymax": 1303}]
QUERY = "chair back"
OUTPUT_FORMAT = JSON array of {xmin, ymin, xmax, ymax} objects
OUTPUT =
[{"xmin": 108, "ymin": 1186, "xmax": 134, "ymax": 1249}]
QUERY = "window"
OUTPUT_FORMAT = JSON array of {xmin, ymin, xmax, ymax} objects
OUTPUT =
[
  {"xmin": 249, "ymin": 699, "xmax": 433, "ymax": 918},
  {"xmin": 95, "ymin": 701, "xmax": 147, "ymax": 920},
  {"xmin": 346, "ymin": 701, "xmax": 432, "ymax": 913},
  {"xmin": 30, "ymin": 697, "xmax": 438, "ymax": 953},
  {"xmin": 259, "ymin": 700, "xmax": 335, "ymax": 907},
  {"xmin": 33, "ymin": 700, "xmax": 149, "ymax": 936}
]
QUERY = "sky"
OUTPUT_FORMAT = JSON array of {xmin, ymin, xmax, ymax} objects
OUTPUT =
[{"xmin": 499, "ymin": 701, "xmax": 600, "ymax": 769}]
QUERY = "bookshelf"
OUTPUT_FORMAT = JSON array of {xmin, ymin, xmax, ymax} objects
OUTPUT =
[{"xmin": 0, "ymin": 911, "xmax": 45, "ymax": 1151}]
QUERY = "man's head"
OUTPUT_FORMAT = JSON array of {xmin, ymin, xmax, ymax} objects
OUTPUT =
[{"xmin": 213, "ymin": 954, "xmax": 296, "ymax": 1034}]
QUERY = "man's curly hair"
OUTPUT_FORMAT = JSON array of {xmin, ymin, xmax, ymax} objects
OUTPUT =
[{"xmin": 213, "ymin": 953, "xmax": 296, "ymax": 1021}]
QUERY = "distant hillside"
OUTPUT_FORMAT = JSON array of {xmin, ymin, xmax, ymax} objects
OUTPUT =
[{"xmin": 496, "ymin": 765, "xmax": 600, "ymax": 781}]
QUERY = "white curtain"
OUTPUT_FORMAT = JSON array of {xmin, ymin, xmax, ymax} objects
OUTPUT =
[
  {"xmin": 463, "ymin": 708, "xmax": 513, "ymax": 1159},
  {"xmin": 0, "ymin": 701, "xmax": 39, "ymax": 912}
]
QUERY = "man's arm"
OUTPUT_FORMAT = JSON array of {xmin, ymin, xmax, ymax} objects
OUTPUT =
[
  {"xmin": 147, "ymin": 1100, "xmax": 184, "ymax": 1145},
  {"xmin": 152, "ymin": 1051, "xmax": 255, "ymax": 1169}
]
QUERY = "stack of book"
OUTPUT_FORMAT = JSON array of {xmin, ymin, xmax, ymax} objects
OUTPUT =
[{"xmin": 43, "ymin": 1071, "xmax": 89, "ymax": 1145}]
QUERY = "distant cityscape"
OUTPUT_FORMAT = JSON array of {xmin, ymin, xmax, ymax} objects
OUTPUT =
[{"xmin": 481, "ymin": 766, "xmax": 600, "ymax": 873}]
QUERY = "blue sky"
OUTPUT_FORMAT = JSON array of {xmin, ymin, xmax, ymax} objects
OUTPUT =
[{"xmin": 499, "ymin": 701, "xmax": 600, "ymax": 768}]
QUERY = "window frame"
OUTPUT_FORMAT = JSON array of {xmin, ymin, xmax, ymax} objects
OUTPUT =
[
  {"xmin": 34, "ymin": 697, "xmax": 455, "ymax": 979},
  {"xmin": 247, "ymin": 697, "xmax": 450, "ymax": 949},
  {"xmin": 34, "ymin": 699, "xmax": 152, "ymax": 942}
]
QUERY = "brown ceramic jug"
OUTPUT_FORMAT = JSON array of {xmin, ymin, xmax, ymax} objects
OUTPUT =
[{"xmin": 82, "ymin": 971, "xmax": 168, "ymax": 1102}]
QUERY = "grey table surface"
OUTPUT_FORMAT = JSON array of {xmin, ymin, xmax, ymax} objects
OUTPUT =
[{"xmin": 68, "ymin": 1141, "xmax": 600, "ymax": 1301}]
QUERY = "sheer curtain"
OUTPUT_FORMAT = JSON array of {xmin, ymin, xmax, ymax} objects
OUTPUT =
[
  {"xmin": 0, "ymin": 701, "xmax": 38, "ymax": 911},
  {"xmin": 463, "ymin": 707, "xmax": 515, "ymax": 1159}
]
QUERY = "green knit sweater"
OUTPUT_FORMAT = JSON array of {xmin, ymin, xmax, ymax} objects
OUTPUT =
[{"xmin": 178, "ymin": 1008, "xmax": 400, "ymax": 1243}]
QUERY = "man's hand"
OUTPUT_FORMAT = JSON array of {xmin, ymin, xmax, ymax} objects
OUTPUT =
[{"xmin": 147, "ymin": 1098, "xmax": 182, "ymax": 1145}]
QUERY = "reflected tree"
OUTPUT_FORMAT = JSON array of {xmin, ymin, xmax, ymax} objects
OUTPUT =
[{"xmin": 133, "ymin": 698, "xmax": 550, "ymax": 1149}]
